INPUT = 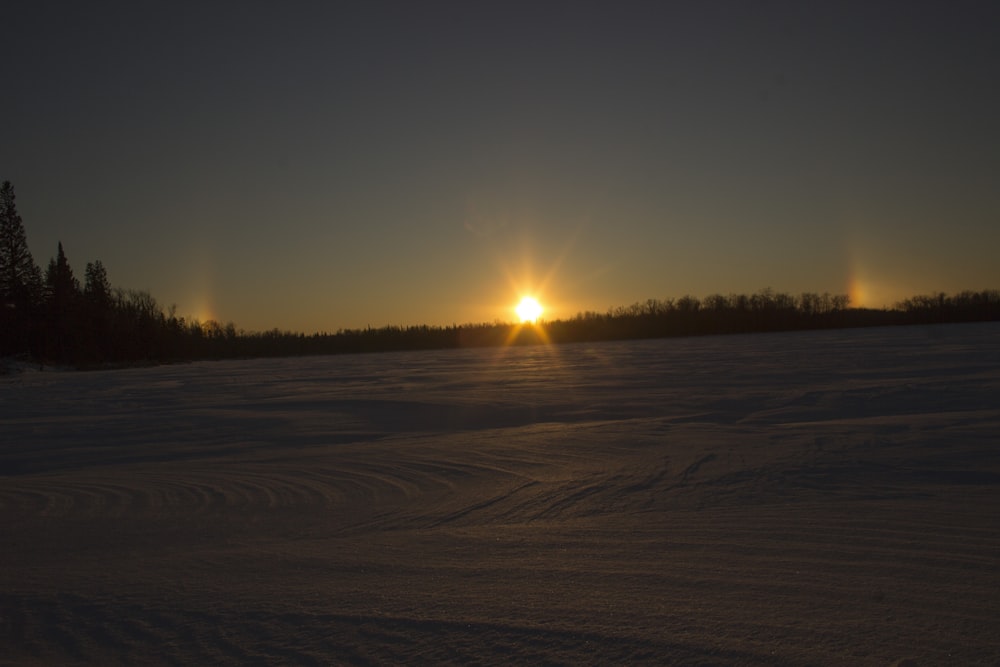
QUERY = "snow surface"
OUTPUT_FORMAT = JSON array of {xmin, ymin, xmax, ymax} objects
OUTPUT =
[{"xmin": 2, "ymin": 323, "xmax": 999, "ymax": 665}]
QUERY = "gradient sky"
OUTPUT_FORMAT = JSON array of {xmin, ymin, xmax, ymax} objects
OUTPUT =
[{"xmin": 4, "ymin": 1, "xmax": 999, "ymax": 332}]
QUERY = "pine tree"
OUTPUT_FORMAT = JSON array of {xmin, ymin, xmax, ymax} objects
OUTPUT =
[
  {"xmin": 84, "ymin": 260, "xmax": 112, "ymax": 306},
  {"xmin": 84, "ymin": 259, "xmax": 115, "ymax": 361},
  {"xmin": 44, "ymin": 241, "xmax": 81, "ymax": 310},
  {"xmin": 0, "ymin": 181, "xmax": 42, "ymax": 309},
  {"xmin": 42, "ymin": 242, "xmax": 83, "ymax": 362},
  {"xmin": 0, "ymin": 180, "xmax": 42, "ymax": 355}
]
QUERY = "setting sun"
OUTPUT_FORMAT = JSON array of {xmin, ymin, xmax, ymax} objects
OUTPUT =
[{"xmin": 515, "ymin": 296, "xmax": 543, "ymax": 323}]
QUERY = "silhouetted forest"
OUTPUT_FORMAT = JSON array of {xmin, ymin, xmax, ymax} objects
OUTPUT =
[{"xmin": 3, "ymin": 180, "xmax": 999, "ymax": 368}]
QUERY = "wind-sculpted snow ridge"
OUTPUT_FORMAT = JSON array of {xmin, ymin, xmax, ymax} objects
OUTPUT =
[{"xmin": 2, "ymin": 323, "xmax": 999, "ymax": 665}]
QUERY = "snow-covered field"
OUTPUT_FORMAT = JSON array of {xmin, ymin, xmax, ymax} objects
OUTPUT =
[{"xmin": 2, "ymin": 323, "xmax": 999, "ymax": 665}]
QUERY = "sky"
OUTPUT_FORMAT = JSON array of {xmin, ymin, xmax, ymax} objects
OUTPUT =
[{"xmin": 4, "ymin": 1, "xmax": 999, "ymax": 333}]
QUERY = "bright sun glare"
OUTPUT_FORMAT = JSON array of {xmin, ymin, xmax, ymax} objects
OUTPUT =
[{"xmin": 516, "ymin": 296, "xmax": 543, "ymax": 323}]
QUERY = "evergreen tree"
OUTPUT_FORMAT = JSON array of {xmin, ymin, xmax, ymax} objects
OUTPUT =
[
  {"xmin": 0, "ymin": 181, "xmax": 42, "ymax": 309},
  {"xmin": 84, "ymin": 260, "xmax": 115, "ymax": 361},
  {"xmin": 0, "ymin": 180, "xmax": 42, "ymax": 355},
  {"xmin": 84, "ymin": 260, "xmax": 112, "ymax": 306},
  {"xmin": 44, "ymin": 241, "xmax": 81, "ymax": 309},
  {"xmin": 42, "ymin": 241, "xmax": 82, "ymax": 362}
]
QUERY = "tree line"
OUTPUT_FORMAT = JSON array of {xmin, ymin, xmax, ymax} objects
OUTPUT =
[{"xmin": 2, "ymin": 180, "xmax": 999, "ymax": 367}]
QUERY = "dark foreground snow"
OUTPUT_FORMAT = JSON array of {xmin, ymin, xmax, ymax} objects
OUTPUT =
[{"xmin": 2, "ymin": 323, "xmax": 999, "ymax": 665}]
